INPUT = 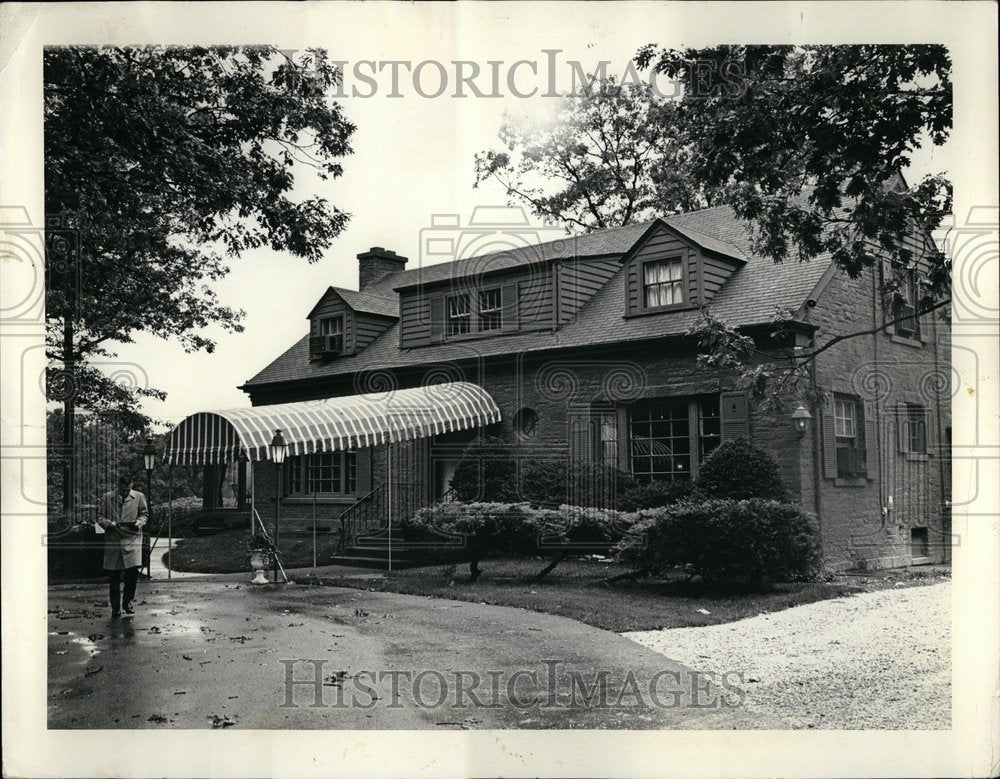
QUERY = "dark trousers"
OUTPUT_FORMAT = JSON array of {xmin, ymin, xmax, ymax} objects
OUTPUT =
[{"xmin": 108, "ymin": 567, "xmax": 139, "ymax": 611}]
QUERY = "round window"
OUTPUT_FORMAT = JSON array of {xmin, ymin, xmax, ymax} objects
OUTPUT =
[{"xmin": 513, "ymin": 407, "xmax": 539, "ymax": 439}]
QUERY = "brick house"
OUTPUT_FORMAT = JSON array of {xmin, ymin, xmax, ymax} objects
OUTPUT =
[{"xmin": 232, "ymin": 204, "xmax": 951, "ymax": 572}]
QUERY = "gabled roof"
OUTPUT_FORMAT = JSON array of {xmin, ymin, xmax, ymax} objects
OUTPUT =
[
  {"xmin": 306, "ymin": 285, "xmax": 399, "ymax": 319},
  {"xmin": 242, "ymin": 203, "xmax": 832, "ymax": 390}
]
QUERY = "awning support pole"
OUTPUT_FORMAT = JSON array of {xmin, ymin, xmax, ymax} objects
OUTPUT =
[
  {"xmin": 387, "ymin": 441, "xmax": 393, "ymax": 574},
  {"xmin": 167, "ymin": 465, "xmax": 173, "ymax": 581},
  {"xmin": 311, "ymin": 457, "xmax": 317, "ymax": 569}
]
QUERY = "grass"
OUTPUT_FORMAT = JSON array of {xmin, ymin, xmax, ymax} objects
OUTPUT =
[
  {"xmin": 165, "ymin": 528, "xmax": 342, "ymax": 573},
  {"xmin": 311, "ymin": 558, "xmax": 865, "ymax": 632},
  {"xmin": 167, "ymin": 529, "xmax": 949, "ymax": 633}
]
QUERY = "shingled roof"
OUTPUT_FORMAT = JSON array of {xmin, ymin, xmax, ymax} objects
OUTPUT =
[{"xmin": 242, "ymin": 204, "xmax": 832, "ymax": 390}]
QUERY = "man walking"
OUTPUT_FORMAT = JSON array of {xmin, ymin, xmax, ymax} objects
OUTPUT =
[{"xmin": 98, "ymin": 474, "xmax": 148, "ymax": 618}]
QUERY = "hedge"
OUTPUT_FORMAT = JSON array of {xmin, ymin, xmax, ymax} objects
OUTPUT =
[{"xmin": 614, "ymin": 498, "xmax": 821, "ymax": 587}]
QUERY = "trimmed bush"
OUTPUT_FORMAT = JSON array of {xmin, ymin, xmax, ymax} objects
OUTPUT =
[
  {"xmin": 617, "ymin": 479, "xmax": 694, "ymax": 511},
  {"xmin": 615, "ymin": 498, "xmax": 821, "ymax": 587},
  {"xmin": 410, "ymin": 501, "xmax": 636, "ymax": 581},
  {"xmin": 695, "ymin": 439, "xmax": 786, "ymax": 501},
  {"xmin": 450, "ymin": 436, "xmax": 519, "ymax": 503},
  {"xmin": 519, "ymin": 459, "xmax": 636, "ymax": 509},
  {"xmin": 47, "ymin": 513, "xmax": 104, "ymax": 581},
  {"xmin": 410, "ymin": 501, "xmax": 534, "ymax": 580}
]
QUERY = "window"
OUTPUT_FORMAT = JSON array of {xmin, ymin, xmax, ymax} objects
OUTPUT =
[
  {"xmin": 643, "ymin": 258, "xmax": 684, "ymax": 308},
  {"xmin": 698, "ymin": 398, "xmax": 722, "ymax": 461},
  {"xmin": 513, "ymin": 407, "xmax": 538, "ymax": 440},
  {"xmin": 599, "ymin": 415, "xmax": 619, "ymax": 470},
  {"xmin": 446, "ymin": 294, "xmax": 471, "ymax": 336},
  {"xmin": 904, "ymin": 403, "xmax": 927, "ymax": 453},
  {"xmin": 319, "ymin": 316, "xmax": 344, "ymax": 337},
  {"xmin": 893, "ymin": 269, "xmax": 920, "ymax": 337},
  {"xmin": 834, "ymin": 394, "xmax": 866, "ymax": 477},
  {"xmin": 478, "ymin": 288, "xmax": 502, "ymax": 332},
  {"xmin": 283, "ymin": 450, "xmax": 358, "ymax": 496},
  {"xmin": 630, "ymin": 399, "xmax": 691, "ymax": 481}
]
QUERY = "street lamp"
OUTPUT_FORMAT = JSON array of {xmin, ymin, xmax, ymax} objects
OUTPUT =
[
  {"xmin": 791, "ymin": 404, "xmax": 812, "ymax": 438},
  {"xmin": 142, "ymin": 438, "xmax": 156, "ymax": 577},
  {"xmin": 269, "ymin": 429, "xmax": 288, "ymax": 583}
]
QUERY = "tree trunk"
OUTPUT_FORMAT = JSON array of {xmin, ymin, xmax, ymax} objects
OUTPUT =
[
  {"xmin": 468, "ymin": 558, "xmax": 481, "ymax": 582},
  {"xmin": 533, "ymin": 552, "xmax": 567, "ymax": 582},
  {"xmin": 61, "ymin": 318, "xmax": 75, "ymax": 512}
]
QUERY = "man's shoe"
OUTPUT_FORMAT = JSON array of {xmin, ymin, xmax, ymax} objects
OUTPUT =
[
  {"xmin": 123, "ymin": 601, "xmax": 135, "ymax": 615},
  {"xmin": 111, "ymin": 610, "xmax": 121, "ymax": 619}
]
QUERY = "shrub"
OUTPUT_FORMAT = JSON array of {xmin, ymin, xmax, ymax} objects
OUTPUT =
[
  {"xmin": 151, "ymin": 496, "xmax": 204, "ymax": 537},
  {"xmin": 617, "ymin": 479, "xmax": 694, "ymax": 511},
  {"xmin": 615, "ymin": 498, "xmax": 821, "ymax": 587},
  {"xmin": 410, "ymin": 501, "xmax": 534, "ymax": 580},
  {"xmin": 47, "ymin": 513, "xmax": 104, "ymax": 581},
  {"xmin": 695, "ymin": 439, "xmax": 786, "ymax": 501},
  {"xmin": 450, "ymin": 436, "xmax": 519, "ymax": 503},
  {"xmin": 519, "ymin": 459, "xmax": 637, "ymax": 509},
  {"xmin": 410, "ymin": 501, "xmax": 637, "ymax": 581}
]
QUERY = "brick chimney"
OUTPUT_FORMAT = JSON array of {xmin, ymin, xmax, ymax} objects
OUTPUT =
[{"xmin": 358, "ymin": 247, "xmax": 408, "ymax": 289}]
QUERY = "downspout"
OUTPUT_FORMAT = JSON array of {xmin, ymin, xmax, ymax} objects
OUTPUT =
[{"xmin": 809, "ymin": 336, "xmax": 824, "ymax": 569}]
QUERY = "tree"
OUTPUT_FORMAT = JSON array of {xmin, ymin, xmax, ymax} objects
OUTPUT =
[
  {"xmin": 634, "ymin": 44, "xmax": 952, "ymax": 299},
  {"xmin": 45, "ymin": 46, "xmax": 356, "ymax": 507},
  {"xmin": 474, "ymin": 76, "xmax": 724, "ymax": 232}
]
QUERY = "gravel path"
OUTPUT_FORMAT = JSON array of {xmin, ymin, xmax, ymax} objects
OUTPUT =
[{"xmin": 622, "ymin": 581, "xmax": 951, "ymax": 729}]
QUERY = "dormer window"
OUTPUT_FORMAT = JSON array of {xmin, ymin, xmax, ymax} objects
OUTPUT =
[
  {"xmin": 446, "ymin": 294, "xmax": 471, "ymax": 336},
  {"xmin": 479, "ymin": 288, "xmax": 502, "ymax": 332},
  {"xmin": 310, "ymin": 314, "xmax": 345, "ymax": 358},
  {"xmin": 643, "ymin": 257, "xmax": 684, "ymax": 308}
]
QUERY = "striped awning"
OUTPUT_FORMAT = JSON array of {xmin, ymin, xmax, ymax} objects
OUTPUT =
[{"xmin": 164, "ymin": 382, "xmax": 501, "ymax": 465}]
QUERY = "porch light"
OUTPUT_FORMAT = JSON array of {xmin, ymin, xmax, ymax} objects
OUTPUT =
[
  {"xmin": 791, "ymin": 404, "xmax": 812, "ymax": 437},
  {"xmin": 143, "ymin": 438, "xmax": 156, "ymax": 472},
  {"xmin": 269, "ymin": 429, "xmax": 288, "ymax": 464}
]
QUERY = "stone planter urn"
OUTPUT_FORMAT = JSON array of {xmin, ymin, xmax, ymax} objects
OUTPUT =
[{"xmin": 249, "ymin": 552, "xmax": 270, "ymax": 585}]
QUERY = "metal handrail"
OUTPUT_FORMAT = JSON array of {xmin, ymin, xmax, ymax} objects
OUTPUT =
[{"xmin": 338, "ymin": 482, "xmax": 387, "ymax": 552}]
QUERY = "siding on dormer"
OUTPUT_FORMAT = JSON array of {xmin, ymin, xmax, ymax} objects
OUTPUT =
[
  {"xmin": 624, "ymin": 223, "xmax": 742, "ymax": 314},
  {"xmin": 309, "ymin": 291, "xmax": 394, "ymax": 356},
  {"xmin": 398, "ymin": 266, "xmax": 556, "ymax": 348},
  {"xmin": 556, "ymin": 258, "xmax": 620, "ymax": 324},
  {"xmin": 310, "ymin": 295, "xmax": 354, "ymax": 351}
]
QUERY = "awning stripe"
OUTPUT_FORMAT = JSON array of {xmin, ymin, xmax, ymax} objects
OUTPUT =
[{"xmin": 164, "ymin": 382, "xmax": 501, "ymax": 465}]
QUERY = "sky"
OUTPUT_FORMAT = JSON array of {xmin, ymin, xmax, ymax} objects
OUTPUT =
[{"xmin": 97, "ymin": 17, "xmax": 955, "ymax": 429}]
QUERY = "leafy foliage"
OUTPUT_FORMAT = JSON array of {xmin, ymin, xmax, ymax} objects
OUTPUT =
[
  {"xmin": 449, "ymin": 436, "xmax": 520, "ymax": 503},
  {"xmin": 616, "ymin": 478, "xmax": 694, "ymax": 512},
  {"xmin": 44, "ymin": 46, "xmax": 355, "ymax": 427},
  {"xmin": 409, "ymin": 501, "xmax": 634, "ymax": 581},
  {"xmin": 474, "ymin": 75, "xmax": 726, "ymax": 232},
  {"xmin": 615, "ymin": 499, "xmax": 821, "ymax": 587},
  {"xmin": 519, "ymin": 458, "xmax": 637, "ymax": 508},
  {"xmin": 634, "ymin": 44, "xmax": 952, "ymax": 298},
  {"xmin": 695, "ymin": 439, "xmax": 787, "ymax": 501}
]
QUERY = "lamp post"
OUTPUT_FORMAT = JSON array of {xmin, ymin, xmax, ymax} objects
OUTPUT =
[
  {"xmin": 269, "ymin": 429, "xmax": 287, "ymax": 583},
  {"xmin": 791, "ymin": 404, "xmax": 813, "ymax": 438},
  {"xmin": 142, "ymin": 438, "xmax": 156, "ymax": 576}
]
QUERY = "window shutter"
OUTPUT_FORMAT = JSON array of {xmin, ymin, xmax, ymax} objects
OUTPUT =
[
  {"xmin": 896, "ymin": 402, "xmax": 908, "ymax": 453},
  {"xmin": 501, "ymin": 283, "xmax": 519, "ymax": 332},
  {"xmin": 864, "ymin": 400, "xmax": 878, "ymax": 479},
  {"xmin": 822, "ymin": 406, "xmax": 838, "ymax": 479},
  {"xmin": 428, "ymin": 295, "xmax": 445, "ymax": 344},
  {"xmin": 923, "ymin": 407, "xmax": 934, "ymax": 455},
  {"xmin": 356, "ymin": 447, "xmax": 372, "ymax": 494},
  {"xmin": 720, "ymin": 392, "xmax": 749, "ymax": 442}
]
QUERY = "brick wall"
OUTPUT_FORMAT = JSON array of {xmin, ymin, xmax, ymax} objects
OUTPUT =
[{"xmin": 803, "ymin": 264, "xmax": 951, "ymax": 570}]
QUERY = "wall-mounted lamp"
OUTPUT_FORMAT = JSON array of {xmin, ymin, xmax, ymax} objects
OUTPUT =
[{"xmin": 791, "ymin": 404, "xmax": 812, "ymax": 438}]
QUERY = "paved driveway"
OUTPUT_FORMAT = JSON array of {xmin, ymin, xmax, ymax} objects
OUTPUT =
[{"xmin": 48, "ymin": 580, "xmax": 774, "ymax": 730}]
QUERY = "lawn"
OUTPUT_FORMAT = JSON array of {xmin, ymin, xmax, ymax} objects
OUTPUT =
[
  {"xmin": 165, "ymin": 529, "xmax": 947, "ymax": 633},
  {"xmin": 310, "ymin": 558, "xmax": 866, "ymax": 632},
  {"xmin": 165, "ymin": 528, "xmax": 342, "ymax": 573}
]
